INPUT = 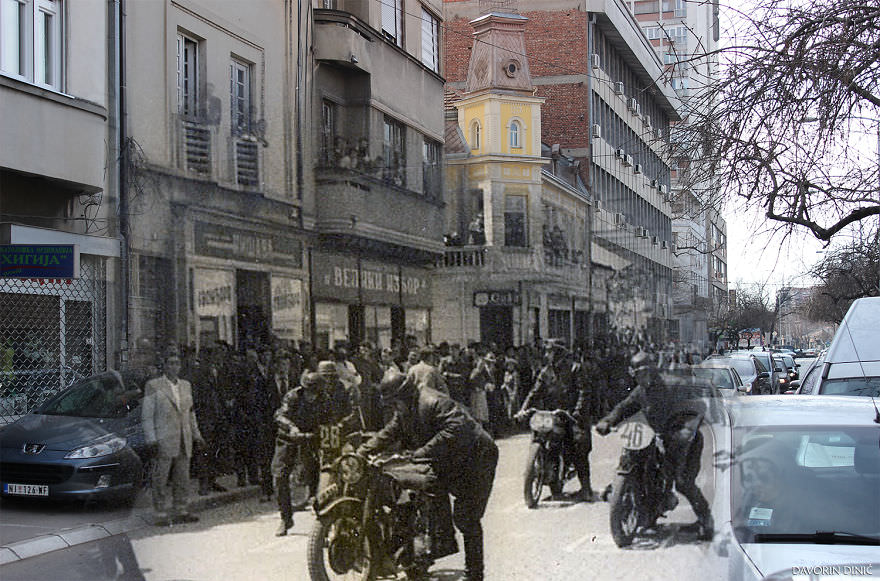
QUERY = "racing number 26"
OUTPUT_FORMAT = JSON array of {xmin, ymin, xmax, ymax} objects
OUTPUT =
[{"xmin": 320, "ymin": 424, "xmax": 341, "ymax": 451}]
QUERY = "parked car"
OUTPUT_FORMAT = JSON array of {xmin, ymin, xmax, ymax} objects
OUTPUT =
[
  {"xmin": 777, "ymin": 353, "xmax": 799, "ymax": 381},
  {"xmin": 743, "ymin": 351, "xmax": 787, "ymax": 394},
  {"xmin": 0, "ymin": 371, "xmax": 148, "ymax": 504},
  {"xmin": 796, "ymin": 297, "xmax": 880, "ymax": 397},
  {"xmin": 705, "ymin": 353, "xmax": 773, "ymax": 395},
  {"xmin": 711, "ymin": 395, "xmax": 880, "ymax": 580},
  {"xmin": 693, "ymin": 362, "xmax": 747, "ymax": 398}
]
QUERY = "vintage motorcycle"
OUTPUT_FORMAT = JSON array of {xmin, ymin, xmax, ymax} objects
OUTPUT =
[
  {"xmin": 518, "ymin": 407, "xmax": 579, "ymax": 508},
  {"xmin": 308, "ymin": 449, "xmax": 445, "ymax": 581},
  {"xmin": 603, "ymin": 412, "xmax": 682, "ymax": 547}
]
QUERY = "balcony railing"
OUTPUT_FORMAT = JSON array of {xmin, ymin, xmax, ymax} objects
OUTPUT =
[{"xmin": 440, "ymin": 245, "xmax": 588, "ymax": 283}]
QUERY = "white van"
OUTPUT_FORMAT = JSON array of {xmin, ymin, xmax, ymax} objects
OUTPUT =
[{"xmin": 796, "ymin": 297, "xmax": 880, "ymax": 397}]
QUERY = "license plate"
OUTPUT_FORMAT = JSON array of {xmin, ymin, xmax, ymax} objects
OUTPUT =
[{"xmin": 3, "ymin": 483, "xmax": 49, "ymax": 496}]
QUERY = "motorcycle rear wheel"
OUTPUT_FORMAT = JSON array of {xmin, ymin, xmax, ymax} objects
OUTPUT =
[
  {"xmin": 307, "ymin": 517, "xmax": 375, "ymax": 581},
  {"xmin": 609, "ymin": 475, "xmax": 639, "ymax": 547},
  {"xmin": 523, "ymin": 442, "xmax": 545, "ymax": 509}
]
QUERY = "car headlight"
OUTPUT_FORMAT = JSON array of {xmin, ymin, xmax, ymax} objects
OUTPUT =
[
  {"xmin": 65, "ymin": 435, "xmax": 127, "ymax": 459},
  {"xmin": 338, "ymin": 454, "xmax": 365, "ymax": 485}
]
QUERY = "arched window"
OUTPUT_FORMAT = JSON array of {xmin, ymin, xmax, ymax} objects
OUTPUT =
[
  {"xmin": 470, "ymin": 120, "xmax": 481, "ymax": 150},
  {"xmin": 509, "ymin": 120, "xmax": 521, "ymax": 148}
]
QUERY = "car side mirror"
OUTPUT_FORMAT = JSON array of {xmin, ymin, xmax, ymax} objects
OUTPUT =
[
  {"xmin": 788, "ymin": 380, "xmax": 800, "ymax": 389},
  {"xmin": 774, "ymin": 367, "xmax": 783, "ymax": 372},
  {"xmin": 736, "ymin": 384, "xmax": 749, "ymax": 393},
  {"xmin": 758, "ymin": 371, "xmax": 770, "ymax": 379}
]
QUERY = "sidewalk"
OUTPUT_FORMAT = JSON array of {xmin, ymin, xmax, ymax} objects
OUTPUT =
[{"xmin": 0, "ymin": 474, "xmax": 260, "ymax": 565}]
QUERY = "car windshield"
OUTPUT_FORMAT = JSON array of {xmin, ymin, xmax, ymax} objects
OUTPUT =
[
  {"xmin": 39, "ymin": 374, "xmax": 131, "ymax": 419},
  {"xmin": 718, "ymin": 358, "xmax": 755, "ymax": 377},
  {"xmin": 731, "ymin": 426, "xmax": 880, "ymax": 543},
  {"xmin": 821, "ymin": 377, "xmax": 880, "ymax": 397},
  {"xmin": 693, "ymin": 368, "xmax": 734, "ymax": 389}
]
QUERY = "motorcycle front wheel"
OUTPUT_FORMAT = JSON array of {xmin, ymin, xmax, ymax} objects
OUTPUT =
[
  {"xmin": 307, "ymin": 516, "xmax": 376, "ymax": 581},
  {"xmin": 609, "ymin": 475, "xmax": 639, "ymax": 547},
  {"xmin": 523, "ymin": 442, "xmax": 545, "ymax": 509}
]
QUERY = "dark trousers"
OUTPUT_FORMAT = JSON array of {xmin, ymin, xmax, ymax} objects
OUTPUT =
[
  {"xmin": 271, "ymin": 438, "xmax": 318, "ymax": 524},
  {"xmin": 664, "ymin": 428, "xmax": 710, "ymax": 522},
  {"xmin": 446, "ymin": 437, "xmax": 499, "ymax": 581},
  {"xmin": 566, "ymin": 425, "xmax": 593, "ymax": 492}
]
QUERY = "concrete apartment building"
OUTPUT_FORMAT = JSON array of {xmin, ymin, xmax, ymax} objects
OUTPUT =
[
  {"xmin": 626, "ymin": 0, "xmax": 729, "ymax": 350},
  {"xmin": 436, "ymin": 11, "xmax": 597, "ymax": 347},
  {"xmin": 1, "ymin": 0, "xmax": 121, "ymax": 414},
  {"xmin": 444, "ymin": 0, "xmax": 682, "ymax": 342},
  {"xmin": 308, "ymin": 0, "xmax": 446, "ymax": 349}
]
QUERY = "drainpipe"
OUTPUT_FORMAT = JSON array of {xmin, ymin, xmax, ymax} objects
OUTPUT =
[
  {"xmin": 295, "ymin": 0, "xmax": 305, "ymax": 201},
  {"xmin": 110, "ymin": 0, "xmax": 129, "ymax": 368},
  {"xmin": 586, "ymin": 12, "xmax": 596, "ymax": 348}
]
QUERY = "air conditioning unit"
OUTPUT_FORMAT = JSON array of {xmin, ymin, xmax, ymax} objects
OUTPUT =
[
  {"xmin": 615, "ymin": 148, "xmax": 626, "ymax": 159},
  {"xmin": 637, "ymin": 227, "xmax": 649, "ymax": 238},
  {"xmin": 671, "ymin": 242, "xmax": 677, "ymax": 252},
  {"xmin": 614, "ymin": 212, "xmax": 625, "ymax": 225},
  {"xmin": 590, "ymin": 53, "xmax": 601, "ymax": 69},
  {"xmin": 613, "ymin": 81, "xmax": 624, "ymax": 95},
  {"xmin": 636, "ymin": 103, "xmax": 642, "ymax": 117},
  {"xmin": 628, "ymin": 97, "xmax": 638, "ymax": 112},
  {"xmin": 650, "ymin": 178, "xmax": 658, "ymax": 188},
  {"xmin": 592, "ymin": 124, "xmax": 602, "ymax": 139},
  {"xmin": 633, "ymin": 163, "xmax": 642, "ymax": 174},
  {"xmin": 655, "ymin": 127, "xmax": 663, "ymax": 139},
  {"xmin": 594, "ymin": 200, "xmax": 603, "ymax": 212},
  {"xmin": 658, "ymin": 184, "xmax": 667, "ymax": 194},
  {"xmin": 652, "ymin": 235, "xmax": 659, "ymax": 246},
  {"xmin": 643, "ymin": 115, "xmax": 652, "ymax": 128},
  {"xmin": 622, "ymin": 155, "xmax": 633, "ymax": 167},
  {"xmin": 661, "ymin": 240, "xmax": 669, "ymax": 250}
]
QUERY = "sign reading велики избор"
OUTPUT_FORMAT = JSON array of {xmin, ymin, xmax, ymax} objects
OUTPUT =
[{"xmin": 0, "ymin": 245, "xmax": 80, "ymax": 279}]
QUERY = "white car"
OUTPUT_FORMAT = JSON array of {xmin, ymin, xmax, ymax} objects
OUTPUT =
[{"xmin": 711, "ymin": 395, "xmax": 880, "ymax": 580}]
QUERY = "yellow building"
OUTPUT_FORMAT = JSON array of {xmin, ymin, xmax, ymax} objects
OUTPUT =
[{"xmin": 434, "ymin": 12, "xmax": 597, "ymax": 347}]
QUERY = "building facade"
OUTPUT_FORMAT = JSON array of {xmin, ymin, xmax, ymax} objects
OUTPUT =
[
  {"xmin": 1, "ymin": 0, "xmax": 120, "ymax": 417},
  {"xmin": 124, "ymin": 0, "xmax": 307, "ymax": 354},
  {"xmin": 627, "ymin": 0, "xmax": 729, "ymax": 350},
  {"xmin": 307, "ymin": 0, "xmax": 446, "ymax": 350},
  {"xmin": 444, "ymin": 0, "xmax": 681, "ymax": 342}
]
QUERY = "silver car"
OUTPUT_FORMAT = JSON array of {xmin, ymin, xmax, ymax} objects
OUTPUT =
[{"xmin": 711, "ymin": 395, "xmax": 880, "ymax": 580}]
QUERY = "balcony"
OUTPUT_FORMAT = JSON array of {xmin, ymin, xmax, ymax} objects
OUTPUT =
[
  {"xmin": 314, "ymin": 9, "xmax": 375, "ymax": 74},
  {"xmin": 314, "ymin": 166, "xmax": 444, "ymax": 256}
]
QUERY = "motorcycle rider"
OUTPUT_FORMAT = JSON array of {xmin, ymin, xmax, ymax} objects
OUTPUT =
[
  {"xmin": 517, "ymin": 341, "xmax": 595, "ymax": 501},
  {"xmin": 595, "ymin": 350, "xmax": 714, "ymax": 540},
  {"xmin": 272, "ymin": 370, "xmax": 351, "ymax": 536},
  {"xmin": 357, "ymin": 370, "xmax": 499, "ymax": 581}
]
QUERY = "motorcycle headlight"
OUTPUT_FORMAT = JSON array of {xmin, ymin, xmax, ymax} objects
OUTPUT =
[
  {"xmin": 529, "ymin": 412, "xmax": 555, "ymax": 432},
  {"xmin": 65, "ymin": 435, "xmax": 127, "ymax": 459},
  {"xmin": 338, "ymin": 454, "xmax": 365, "ymax": 485}
]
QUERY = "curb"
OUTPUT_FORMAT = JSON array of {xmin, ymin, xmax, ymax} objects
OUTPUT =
[{"xmin": 0, "ymin": 484, "xmax": 261, "ymax": 566}]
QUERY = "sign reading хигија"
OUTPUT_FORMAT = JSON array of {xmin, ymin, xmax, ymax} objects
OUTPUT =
[{"xmin": 0, "ymin": 245, "xmax": 80, "ymax": 279}]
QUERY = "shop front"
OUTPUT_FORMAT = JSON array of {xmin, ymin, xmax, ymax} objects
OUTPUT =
[
  {"xmin": 311, "ymin": 251, "xmax": 432, "ymax": 351},
  {"xmin": 189, "ymin": 220, "xmax": 306, "ymax": 352}
]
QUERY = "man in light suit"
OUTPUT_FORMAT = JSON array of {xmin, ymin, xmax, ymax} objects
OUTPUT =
[{"xmin": 142, "ymin": 351, "xmax": 205, "ymax": 525}]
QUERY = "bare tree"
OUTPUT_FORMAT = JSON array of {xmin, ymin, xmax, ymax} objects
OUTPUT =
[
  {"xmin": 806, "ymin": 236, "xmax": 879, "ymax": 321},
  {"xmin": 678, "ymin": 0, "xmax": 880, "ymax": 242}
]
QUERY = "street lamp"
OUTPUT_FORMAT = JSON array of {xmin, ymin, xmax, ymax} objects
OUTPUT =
[{"xmin": 799, "ymin": 115, "xmax": 880, "ymax": 295}]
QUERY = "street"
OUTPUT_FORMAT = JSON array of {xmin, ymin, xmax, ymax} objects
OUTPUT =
[{"xmin": 2, "ymin": 424, "xmax": 724, "ymax": 581}]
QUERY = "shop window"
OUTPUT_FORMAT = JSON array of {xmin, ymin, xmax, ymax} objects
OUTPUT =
[{"xmin": 0, "ymin": 0, "xmax": 63, "ymax": 89}]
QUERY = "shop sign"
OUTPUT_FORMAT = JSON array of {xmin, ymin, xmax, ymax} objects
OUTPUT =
[
  {"xmin": 312, "ymin": 252, "xmax": 432, "ymax": 307},
  {"xmin": 271, "ymin": 276, "xmax": 304, "ymax": 341},
  {"xmin": 194, "ymin": 222, "xmax": 302, "ymax": 268},
  {"xmin": 1, "ymin": 245, "xmax": 79, "ymax": 279},
  {"xmin": 473, "ymin": 290, "xmax": 520, "ymax": 307}
]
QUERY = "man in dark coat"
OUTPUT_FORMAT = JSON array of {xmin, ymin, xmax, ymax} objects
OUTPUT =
[
  {"xmin": 358, "ymin": 372, "xmax": 499, "ymax": 581},
  {"xmin": 595, "ymin": 350, "xmax": 713, "ymax": 540}
]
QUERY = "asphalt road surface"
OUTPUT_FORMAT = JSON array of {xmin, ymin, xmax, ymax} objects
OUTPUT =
[{"xmin": 2, "ymin": 420, "xmax": 725, "ymax": 581}]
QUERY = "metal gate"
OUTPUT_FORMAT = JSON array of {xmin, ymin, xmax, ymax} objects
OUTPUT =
[{"xmin": 0, "ymin": 255, "xmax": 107, "ymax": 423}]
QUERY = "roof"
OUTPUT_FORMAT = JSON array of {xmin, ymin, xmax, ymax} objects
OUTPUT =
[
  {"xmin": 727, "ymin": 395, "xmax": 880, "ymax": 428},
  {"xmin": 444, "ymin": 113, "xmax": 470, "ymax": 155}
]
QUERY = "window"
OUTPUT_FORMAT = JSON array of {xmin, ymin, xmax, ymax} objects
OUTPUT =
[
  {"xmin": 421, "ymin": 7, "xmax": 439, "ymax": 73},
  {"xmin": 381, "ymin": 0, "xmax": 402, "ymax": 47},
  {"xmin": 673, "ymin": 0, "xmax": 687, "ymax": 17},
  {"xmin": 229, "ymin": 59, "xmax": 252, "ymax": 134},
  {"xmin": 177, "ymin": 32, "xmax": 199, "ymax": 117},
  {"xmin": 320, "ymin": 100, "xmax": 336, "ymax": 166},
  {"xmin": 504, "ymin": 195, "xmax": 527, "ymax": 247},
  {"xmin": 1, "ymin": 0, "xmax": 62, "ymax": 89},
  {"xmin": 644, "ymin": 27, "xmax": 662, "ymax": 40},
  {"xmin": 470, "ymin": 120, "xmax": 481, "ymax": 150},
  {"xmin": 383, "ymin": 115, "xmax": 405, "ymax": 186},
  {"xmin": 509, "ymin": 120, "xmax": 521, "ymax": 149},
  {"xmin": 633, "ymin": 0, "xmax": 659, "ymax": 14},
  {"xmin": 423, "ymin": 138, "xmax": 441, "ymax": 197}
]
